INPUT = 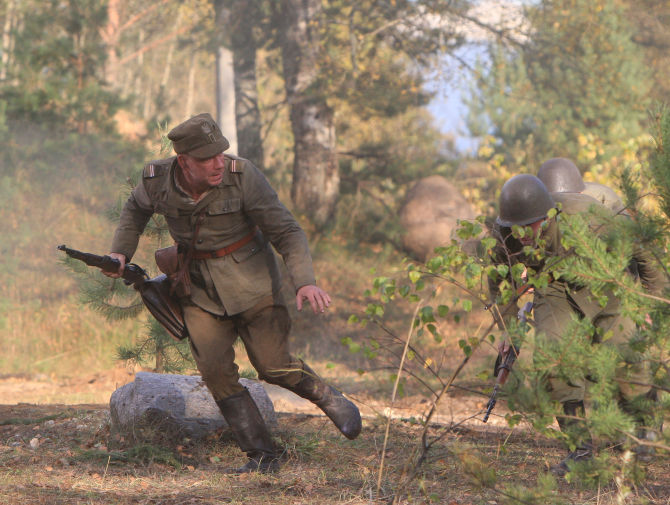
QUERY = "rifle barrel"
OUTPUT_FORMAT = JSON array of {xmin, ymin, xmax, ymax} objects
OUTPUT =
[
  {"xmin": 57, "ymin": 245, "xmax": 147, "ymax": 285},
  {"xmin": 482, "ymin": 385, "xmax": 499, "ymax": 423}
]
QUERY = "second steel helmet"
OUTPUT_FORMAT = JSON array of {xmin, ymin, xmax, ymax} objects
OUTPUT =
[
  {"xmin": 582, "ymin": 181, "xmax": 624, "ymax": 212},
  {"xmin": 537, "ymin": 157, "xmax": 586, "ymax": 193},
  {"xmin": 496, "ymin": 174, "xmax": 556, "ymax": 227}
]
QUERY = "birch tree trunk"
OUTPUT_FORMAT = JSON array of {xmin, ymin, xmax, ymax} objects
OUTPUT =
[
  {"xmin": 213, "ymin": 1, "xmax": 237, "ymax": 155},
  {"xmin": 215, "ymin": 46, "xmax": 238, "ymax": 154},
  {"xmin": 229, "ymin": 0, "xmax": 264, "ymax": 169},
  {"xmin": 279, "ymin": 0, "xmax": 339, "ymax": 228},
  {"xmin": 1, "ymin": 0, "xmax": 17, "ymax": 82}
]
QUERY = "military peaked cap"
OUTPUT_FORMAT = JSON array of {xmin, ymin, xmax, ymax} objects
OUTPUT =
[{"xmin": 168, "ymin": 113, "xmax": 230, "ymax": 159}]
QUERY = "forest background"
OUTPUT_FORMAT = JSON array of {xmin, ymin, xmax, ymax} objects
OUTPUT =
[{"xmin": 1, "ymin": 0, "xmax": 670, "ymax": 504}]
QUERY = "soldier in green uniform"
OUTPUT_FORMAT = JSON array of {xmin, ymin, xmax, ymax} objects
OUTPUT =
[
  {"xmin": 493, "ymin": 174, "xmax": 661, "ymax": 476},
  {"xmin": 104, "ymin": 113, "xmax": 361, "ymax": 474}
]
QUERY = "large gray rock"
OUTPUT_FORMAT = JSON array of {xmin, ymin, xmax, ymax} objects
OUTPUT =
[
  {"xmin": 399, "ymin": 175, "xmax": 476, "ymax": 261},
  {"xmin": 110, "ymin": 372, "xmax": 277, "ymax": 440}
]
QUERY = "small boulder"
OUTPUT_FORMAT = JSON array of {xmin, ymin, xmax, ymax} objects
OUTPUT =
[
  {"xmin": 400, "ymin": 175, "xmax": 476, "ymax": 261},
  {"xmin": 110, "ymin": 372, "xmax": 276, "ymax": 440}
]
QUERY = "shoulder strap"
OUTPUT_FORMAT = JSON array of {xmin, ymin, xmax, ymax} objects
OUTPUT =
[
  {"xmin": 142, "ymin": 157, "xmax": 176, "ymax": 202},
  {"xmin": 143, "ymin": 157, "xmax": 173, "ymax": 178},
  {"xmin": 224, "ymin": 153, "xmax": 244, "ymax": 173}
]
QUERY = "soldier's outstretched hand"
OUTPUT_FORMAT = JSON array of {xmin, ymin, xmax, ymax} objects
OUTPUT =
[{"xmin": 296, "ymin": 285, "xmax": 331, "ymax": 314}]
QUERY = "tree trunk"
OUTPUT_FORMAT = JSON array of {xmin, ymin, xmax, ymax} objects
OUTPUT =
[
  {"xmin": 228, "ymin": 0, "xmax": 264, "ymax": 169},
  {"xmin": 279, "ymin": 0, "xmax": 339, "ymax": 228},
  {"xmin": 185, "ymin": 55, "xmax": 196, "ymax": 118},
  {"xmin": 100, "ymin": 0, "xmax": 120, "ymax": 85},
  {"xmin": 213, "ymin": 1, "xmax": 238, "ymax": 154},
  {"xmin": 1, "ymin": 0, "xmax": 17, "ymax": 81},
  {"xmin": 215, "ymin": 46, "xmax": 238, "ymax": 154}
]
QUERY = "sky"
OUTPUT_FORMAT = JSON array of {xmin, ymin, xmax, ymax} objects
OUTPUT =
[
  {"xmin": 425, "ymin": 0, "xmax": 528, "ymax": 155},
  {"xmin": 427, "ymin": 46, "xmax": 485, "ymax": 155}
]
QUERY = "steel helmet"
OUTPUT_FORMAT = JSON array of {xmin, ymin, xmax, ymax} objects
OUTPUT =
[
  {"xmin": 582, "ymin": 181, "xmax": 624, "ymax": 212},
  {"xmin": 537, "ymin": 157, "xmax": 586, "ymax": 193},
  {"xmin": 496, "ymin": 174, "xmax": 556, "ymax": 227}
]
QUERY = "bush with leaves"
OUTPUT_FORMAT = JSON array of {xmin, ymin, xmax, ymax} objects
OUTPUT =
[{"xmin": 349, "ymin": 111, "xmax": 670, "ymax": 502}]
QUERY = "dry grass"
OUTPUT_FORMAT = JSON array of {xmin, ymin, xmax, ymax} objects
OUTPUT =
[
  {"xmin": 1, "ymin": 403, "xmax": 668, "ymax": 505},
  {"xmin": 2, "ymin": 137, "xmax": 668, "ymax": 504}
]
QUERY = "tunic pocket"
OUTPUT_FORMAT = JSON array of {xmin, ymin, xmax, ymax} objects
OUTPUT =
[
  {"xmin": 231, "ymin": 239, "xmax": 263, "ymax": 263},
  {"xmin": 208, "ymin": 199, "xmax": 241, "ymax": 215}
]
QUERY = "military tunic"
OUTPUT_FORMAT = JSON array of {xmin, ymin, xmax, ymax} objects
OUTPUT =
[
  {"xmin": 531, "ymin": 192, "xmax": 658, "ymax": 404},
  {"xmin": 111, "ymin": 155, "xmax": 316, "ymax": 316},
  {"xmin": 111, "ymin": 155, "xmax": 318, "ymax": 399}
]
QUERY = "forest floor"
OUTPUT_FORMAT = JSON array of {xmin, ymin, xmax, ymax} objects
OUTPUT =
[{"xmin": 1, "ymin": 369, "xmax": 669, "ymax": 505}]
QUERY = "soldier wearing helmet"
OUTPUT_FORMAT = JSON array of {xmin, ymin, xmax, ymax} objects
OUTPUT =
[
  {"xmin": 537, "ymin": 157, "xmax": 625, "ymax": 213},
  {"xmin": 491, "ymin": 173, "xmax": 660, "ymax": 476}
]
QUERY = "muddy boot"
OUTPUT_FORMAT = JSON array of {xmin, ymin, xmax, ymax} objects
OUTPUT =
[
  {"xmin": 550, "ymin": 445, "xmax": 594, "ymax": 477},
  {"xmin": 216, "ymin": 389, "xmax": 280, "ymax": 474},
  {"xmin": 288, "ymin": 363, "xmax": 362, "ymax": 440},
  {"xmin": 550, "ymin": 400, "xmax": 593, "ymax": 477}
]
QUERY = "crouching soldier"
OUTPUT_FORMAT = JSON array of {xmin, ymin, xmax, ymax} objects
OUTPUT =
[{"xmin": 491, "ymin": 174, "xmax": 661, "ymax": 476}]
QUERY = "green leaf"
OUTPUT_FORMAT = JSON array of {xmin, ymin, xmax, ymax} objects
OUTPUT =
[
  {"xmin": 426, "ymin": 256, "xmax": 444, "ymax": 271},
  {"xmin": 419, "ymin": 306, "xmax": 436, "ymax": 323}
]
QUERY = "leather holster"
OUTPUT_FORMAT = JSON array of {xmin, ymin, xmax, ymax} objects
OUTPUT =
[{"xmin": 155, "ymin": 245, "xmax": 191, "ymax": 297}]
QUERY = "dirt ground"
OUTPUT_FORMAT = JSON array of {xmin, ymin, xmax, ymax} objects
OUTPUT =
[{"xmin": 0, "ymin": 369, "xmax": 669, "ymax": 505}]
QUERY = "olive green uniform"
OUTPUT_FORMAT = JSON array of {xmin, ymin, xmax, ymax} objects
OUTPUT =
[
  {"xmin": 111, "ymin": 155, "xmax": 315, "ymax": 399},
  {"xmin": 531, "ymin": 192, "xmax": 660, "ymax": 404}
]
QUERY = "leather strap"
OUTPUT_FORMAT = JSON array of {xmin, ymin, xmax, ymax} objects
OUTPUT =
[
  {"xmin": 171, "ymin": 211, "xmax": 206, "ymax": 296},
  {"xmin": 192, "ymin": 227, "xmax": 258, "ymax": 260}
]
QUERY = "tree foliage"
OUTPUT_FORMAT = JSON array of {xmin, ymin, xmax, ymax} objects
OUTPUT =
[
  {"xmin": 467, "ymin": 0, "xmax": 651, "ymax": 174},
  {"xmin": 0, "ymin": 0, "xmax": 125, "ymax": 133},
  {"xmin": 625, "ymin": 0, "xmax": 670, "ymax": 105},
  {"xmin": 349, "ymin": 110, "xmax": 670, "ymax": 501}
]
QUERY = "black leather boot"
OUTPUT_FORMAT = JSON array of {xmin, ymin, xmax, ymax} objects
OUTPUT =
[
  {"xmin": 550, "ymin": 400, "xmax": 593, "ymax": 477},
  {"xmin": 215, "ymin": 389, "xmax": 280, "ymax": 474},
  {"xmin": 288, "ymin": 363, "xmax": 362, "ymax": 440}
]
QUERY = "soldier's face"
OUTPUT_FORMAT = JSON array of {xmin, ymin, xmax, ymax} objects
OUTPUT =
[
  {"xmin": 520, "ymin": 218, "xmax": 546, "ymax": 246},
  {"xmin": 180, "ymin": 153, "xmax": 226, "ymax": 188}
]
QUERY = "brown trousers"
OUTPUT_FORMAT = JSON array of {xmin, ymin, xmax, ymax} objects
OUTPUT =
[
  {"xmin": 183, "ymin": 295, "xmax": 304, "ymax": 400},
  {"xmin": 533, "ymin": 283, "xmax": 650, "ymax": 404}
]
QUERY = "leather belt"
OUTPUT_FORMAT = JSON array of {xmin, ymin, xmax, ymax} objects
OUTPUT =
[{"xmin": 192, "ymin": 227, "xmax": 258, "ymax": 260}]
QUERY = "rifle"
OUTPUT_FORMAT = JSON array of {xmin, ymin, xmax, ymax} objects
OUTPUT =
[
  {"xmin": 57, "ymin": 245, "xmax": 188, "ymax": 341},
  {"xmin": 482, "ymin": 301, "xmax": 532, "ymax": 423},
  {"xmin": 482, "ymin": 344, "xmax": 519, "ymax": 423}
]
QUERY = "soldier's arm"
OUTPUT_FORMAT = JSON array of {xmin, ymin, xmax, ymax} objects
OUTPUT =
[{"xmin": 239, "ymin": 160, "xmax": 317, "ymax": 291}]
